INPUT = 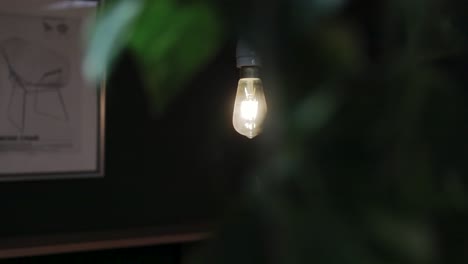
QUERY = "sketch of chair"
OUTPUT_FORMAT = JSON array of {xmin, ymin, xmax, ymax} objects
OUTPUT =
[{"xmin": 0, "ymin": 37, "xmax": 70, "ymax": 132}]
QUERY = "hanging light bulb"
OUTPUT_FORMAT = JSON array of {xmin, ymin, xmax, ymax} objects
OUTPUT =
[
  {"xmin": 232, "ymin": 67, "xmax": 267, "ymax": 139},
  {"xmin": 232, "ymin": 41, "xmax": 267, "ymax": 139}
]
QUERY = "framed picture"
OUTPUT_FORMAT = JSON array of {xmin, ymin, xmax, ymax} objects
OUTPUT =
[{"xmin": 0, "ymin": 0, "xmax": 105, "ymax": 181}]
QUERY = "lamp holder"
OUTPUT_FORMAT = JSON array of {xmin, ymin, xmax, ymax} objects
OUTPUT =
[
  {"xmin": 240, "ymin": 66, "xmax": 260, "ymax": 78},
  {"xmin": 236, "ymin": 40, "xmax": 261, "ymax": 68}
]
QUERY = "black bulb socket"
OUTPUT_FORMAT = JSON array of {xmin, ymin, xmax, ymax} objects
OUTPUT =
[{"xmin": 240, "ymin": 66, "xmax": 260, "ymax": 79}]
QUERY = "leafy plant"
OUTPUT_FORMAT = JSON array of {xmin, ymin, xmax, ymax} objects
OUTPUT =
[{"xmin": 86, "ymin": 0, "xmax": 468, "ymax": 263}]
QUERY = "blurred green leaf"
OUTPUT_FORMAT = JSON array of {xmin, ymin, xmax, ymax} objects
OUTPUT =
[
  {"xmin": 292, "ymin": 90, "xmax": 337, "ymax": 137},
  {"xmin": 128, "ymin": 0, "xmax": 223, "ymax": 113},
  {"xmin": 369, "ymin": 211, "xmax": 435, "ymax": 263},
  {"xmin": 291, "ymin": 0, "xmax": 346, "ymax": 28},
  {"xmin": 84, "ymin": 0, "xmax": 143, "ymax": 82}
]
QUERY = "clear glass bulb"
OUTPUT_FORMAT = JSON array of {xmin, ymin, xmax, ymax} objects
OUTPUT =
[{"xmin": 232, "ymin": 78, "xmax": 267, "ymax": 139}]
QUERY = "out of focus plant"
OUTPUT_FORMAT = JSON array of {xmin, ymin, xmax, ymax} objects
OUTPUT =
[
  {"xmin": 86, "ymin": 0, "xmax": 468, "ymax": 263},
  {"xmin": 85, "ymin": 0, "xmax": 223, "ymax": 112}
]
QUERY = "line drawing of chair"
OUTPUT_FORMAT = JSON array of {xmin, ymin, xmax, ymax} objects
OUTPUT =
[{"xmin": 0, "ymin": 37, "xmax": 70, "ymax": 132}]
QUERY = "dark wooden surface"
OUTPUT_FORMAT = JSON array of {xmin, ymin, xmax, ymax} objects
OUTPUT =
[{"xmin": 3, "ymin": 243, "xmax": 184, "ymax": 264}]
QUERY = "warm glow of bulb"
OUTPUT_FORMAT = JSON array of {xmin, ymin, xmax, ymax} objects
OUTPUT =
[
  {"xmin": 232, "ymin": 78, "xmax": 267, "ymax": 139},
  {"xmin": 240, "ymin": 100, "xmax": 259, "ymax": 120}
]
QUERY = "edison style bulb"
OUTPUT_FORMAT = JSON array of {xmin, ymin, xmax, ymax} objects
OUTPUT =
[{"xmin": 232, "ymin": 78, "xmax": 267, "ymax": 139}]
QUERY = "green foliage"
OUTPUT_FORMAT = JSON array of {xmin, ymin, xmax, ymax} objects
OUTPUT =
[
  {"xmin": 84, "ymin": 0, "xmax": 143, "ymax": 82},
  {"xmin": 86, "ymin": 0, "xmax": 468, "ymax": 263},
  {"xmin": 128, "ymin": 0, "xmax": 222, "ymax": 113},
  {"xmin": 85, "ymin": 0, "xmax": 223, "ymax": 112}
]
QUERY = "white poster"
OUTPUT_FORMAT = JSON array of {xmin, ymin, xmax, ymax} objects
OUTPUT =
[{"xmin": 0, "ymin": 0, "xmax": 104, "ymax": 180}]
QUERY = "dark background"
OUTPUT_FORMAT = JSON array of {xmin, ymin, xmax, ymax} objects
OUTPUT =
[
  {"xmin": 3, "ymin": 0, "xmax": 467, "ymax": 262},
  {"xmin": 0, "ymin": 41, "xmax": 250, "ymax": 261}
]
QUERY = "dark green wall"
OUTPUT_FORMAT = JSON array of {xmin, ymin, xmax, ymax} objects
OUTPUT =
[{"xmin": 0, "ymin": 41, "xmax": 254, "ymax": 258}]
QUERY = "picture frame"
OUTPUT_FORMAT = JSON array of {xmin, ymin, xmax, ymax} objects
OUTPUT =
[{"xmin": 0, "ymin": 0, "xmax": 105, "ymax": 181}]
